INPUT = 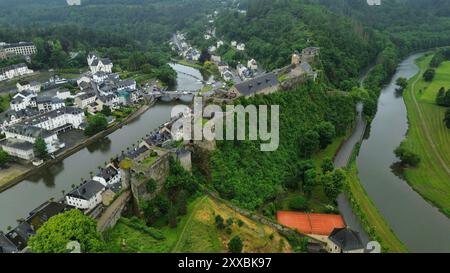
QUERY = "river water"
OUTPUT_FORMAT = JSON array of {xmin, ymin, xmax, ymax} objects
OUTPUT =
[
  {"xmin": 0, "ymin": 63, "xmax": 204, "ymax": 231},
  {"xmin": 357, "ymin": 53, "xmax": 450, "ymax": 252}
]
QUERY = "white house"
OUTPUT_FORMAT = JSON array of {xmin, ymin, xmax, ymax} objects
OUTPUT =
[
  {"xmin": 0, "ymin": 63, "xmax": 33, "ymax": 81},
  {"xmin": 4, "ymin": 124, "xmax": 61, "ymax": 153},
  {"xmin": 87, "ymin": 53, "xmax": 113, "ymax": 74},
  {"xmin": 115, "ymin": 79, "xmax": 136, "ymax": 92},
  {"xmin": 56, "ymin": 89, "xmax": 72, "ymax": 100},
  {"xmin": 36, "ymin": 97, "xmax": 65, "ymax": 113},
  {"xmin": 93, "ymin": 71, "xmax": 109, "ymax": 83},
  {"xmin": 217, "ymin": 40, "xmax": 224, "ymax": 48},
  {"xmin": 211, "ymin": 55, "xmax": 221, "ymax": 63},
  {"xmin": 231, "ymin": 41, "xmax": 237, "ymax": 47},
  {"xmin": 93, "ymin": 165, "xmax": 121, "ymax": 186},
  {"xmin": 0, "ymin": 138, "xmax": 35, "ymax": 160},
  {"xmin": 247, "ymin": 59, "xmax": 258, "ymax": 71},
  {"xmin": 17, "ymin": 81, "xmax": 41, "ymax": 93},
  {"xmin": 75, "ymin": 92, "xmax": 97, "ymax": 109},
  {"xmin": 326, "ymin": 228, "xmax": 365, "ymax": 253},
  {"xmin": 66, "ymin": 180, "xmax": 105, "ymax": 211},
  {"xmin": 10, "ymin": 90, "xmax": 37, "ymax": 111},
  {"xmin": 204, "ymin": 34, "xmax": 212, "ymax": 40},
  {"xmin": 236, "ymin": 43, "xmax": 246, "ymax": 51},
  {"xmin": 21, "ymin": 107, "xmax": 86, "ymax": 132}
]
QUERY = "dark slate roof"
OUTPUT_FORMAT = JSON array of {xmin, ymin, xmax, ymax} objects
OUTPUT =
[
  {"xmin": 234, "ymin": 73, "xmax": 279, "ymax": 96},
  {"xmin": 26, "ymin": 202, "xmax": 67, "ymax": 231},
  {"xmin": 329, "ymin": 228, "xmax": 364, "ymax": 251},
  {"xmin": 20, "ymin": 107, "xmax": 83, "ymax": 127},
  {"xmin": 97, "ymin": 166, "xmax": 119, "ymax": 182},
  {"xmin": 2, "ymin": 42, "xmax": 34, "ymax": 49},
  {"xmin": 0, "ymin": 138, "xmax": 34, "ymax": 151},
  {"xmin": 67, "ymin": 180, "xmax": 105, "ymax": 201},
  {"xmin": 101, "ymin": 58, "xmax": 112, "ymax": 65},
  {"xmin": 0, "ymin": 232, "xmax": 18, "ymax": 253},
  {"xmin": 77, "ymin": 92, "xmax": 96, "ymax": 101},
  {"xmin": 36, "ymin": 96, "xmax": 63, "ymax": 104},
  {"xmin": 6, "ymin": 222, "xmax": 35, "ymax": 251},
  {"xmin": 5, "ymin": 124, "xmax": 54, "ymax": 139}
]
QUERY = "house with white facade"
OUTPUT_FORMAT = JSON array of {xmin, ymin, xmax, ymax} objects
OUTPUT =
[
  {"xmin": 0, "ymin": 42, "xmax": 36, "ymax": 59},
  {"xmin": 93, "ymin": 71, "xmax": 109, "ymax": 83},
  {"xmin": 20, "ymin": 107, "xmax": 85, "ymax": 133},
  {"xmin": 66, "ymin": 180, "xmax": 105, "ymax": 212},
  {"xmin": 247, "ymin": 59, "xmax": 258, "ymax": 71},
  {"xmin": 56, "ymin": 89, "xmax": 72, "ymax": 100},
  {"xmin": 93, "ymin": 165, "xmax": 121, "ymax": 186},
  {"xmin": 87, "ymin": 53, "xmax": 113, "ymax": 74},
  {"xmin": 36, "ymin": 97, "xmax": 65, "ymax": 113},
  {"xmin": 75, "ymin": 92, "xmax": 97, "ymax": 109},
  {"xmin": 0, "ymin": 63, "xmax": 33, "ymax": 81},
  {"xmin": 236, "ymin": 43, "xmax": 246, "ymax": 51},
  {"xmin": 0, "ymin": 138, "xmax": 35, "ymax": 160},
  {"xmin": 17, "ymin": 81, "xmax": 41, "ymax": 93},
  {"xmin": 4, "ymin": 124, "xmax": 61, "ymax": 154},
  {"xmin": 10, "ymin": 90, "xmax": 37, "ymax": 111}
]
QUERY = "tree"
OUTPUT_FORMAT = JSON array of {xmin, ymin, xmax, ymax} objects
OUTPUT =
[
  {"xmin": 289, "ymin": 196, "xmax": 308, "ymax": 211},
  {"xmin": 215, "ymin": 215, "xmax": 225, "ymax": 229},
  {"xmin": 423, "ymin": 68, "xmax": 436, "ymax": 82},
  {"xmin": 396, "ymin": 77, "xmax": 408, "ymax": 91},
  {"xmin": 301, "ymin": 130, "xmax": 320, "ymax": 157},
  {"xmin": 316, "ymin": 122, "xmax": 336, "ymax": 149},
  {"xmin": 395, "ymin": 145, "xmax": 421, "ymax": 167},
  {"xmin": 101, "ymin": 105, "xmax": 112, "ymax": 116},
  {"xmin": 85, "ymin": 113, "xmax": 108, "ymax": 136},
  {"xmin": 321, "ymin": 169, "xmax": 346, "ymax": 201},
  {"xmin": 228, "ymin": 236, "xmax": 243, "ymax": 253},
  {"xmin": 0, "ymin": 149, "xmax": 9, "ymax": 168},
  {"xmin": 34, "ymin": 137, "xmax": 48, "ymax": 159},
  {"xmin": 302, "ymin": 169, "xmax": 317, "ymax": 197},
  {"xmin": 445, "ymin": 108, "xmax": 450, "ymax": 129},
  {"xmin": 28, "ymin": 210, "xmax": 104, "ymax": 253},
  {"xmin": 321, "ymin": 158, "xmax": 335, "ymax": 173}
]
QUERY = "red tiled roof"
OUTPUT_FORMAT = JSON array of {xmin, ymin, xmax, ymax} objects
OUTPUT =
[{"xmin": 277, "ymin": 211, "xmax": 346, "ymax": 236}]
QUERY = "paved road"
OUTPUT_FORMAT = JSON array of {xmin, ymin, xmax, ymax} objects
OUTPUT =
[{"xmin": 334, "ymin": 102, "xmax": 370, "ymax": 245}]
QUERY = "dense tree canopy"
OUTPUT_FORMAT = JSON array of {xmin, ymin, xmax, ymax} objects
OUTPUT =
[{"xmin": 28, "ymin": 209, "xmax": 104, "ymax": 253}]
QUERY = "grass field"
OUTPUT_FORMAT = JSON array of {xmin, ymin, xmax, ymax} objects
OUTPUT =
[
  {"xmin": 402, "ymin": 54, "xmax": 450, "ymax": 217},
  {"xmin": 345, "ymin": 155, "xmax": 408, "ymax": 253},
  {"xmin": 104, "ymin": 195, "xmax": 292, "ymax": 253}
]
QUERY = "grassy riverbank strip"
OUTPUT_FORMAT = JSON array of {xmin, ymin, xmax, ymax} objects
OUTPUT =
[
  {"xmin": 402, "ymin": 53, "xmax": 450, "ymax": 217},
  {"xmin": 344, "ymin": 145, "xmax": 408, "ymax": 253}
]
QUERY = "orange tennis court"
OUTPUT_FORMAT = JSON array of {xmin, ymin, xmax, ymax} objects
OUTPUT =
[{"xmin": 277, "ymin": 211, "xmax": 346, "ymax": 236}]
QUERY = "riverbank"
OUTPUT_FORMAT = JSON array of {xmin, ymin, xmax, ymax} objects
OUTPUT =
[
  {"xmin": 345, "ymin": 145, "xmax": 408, "ymax": 253},
  {"xmin": 402, "ymin": 53, "xmax": 450, "ymax": 217},
  {"xmin": 0, "ymin": 102, "xmax": 153, "ymax": 193}
]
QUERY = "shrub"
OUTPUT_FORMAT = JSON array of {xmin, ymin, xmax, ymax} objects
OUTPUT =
[{"xmin": 289, "ymin": 196, "xmax": 308, "ymax": 211}]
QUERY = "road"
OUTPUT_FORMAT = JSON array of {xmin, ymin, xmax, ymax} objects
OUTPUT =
[{"xmin": 334, "ymin": 102, "xmax": 370, "ymax": 244}]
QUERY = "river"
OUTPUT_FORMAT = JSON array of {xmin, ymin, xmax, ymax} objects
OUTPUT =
[
  {"xmin": 0, "ymin": 63, "xmax": 204, "ymax": 231},
  {"xmin": 357, "ymin": 53, "xmax": 450, "ymax": 252}
]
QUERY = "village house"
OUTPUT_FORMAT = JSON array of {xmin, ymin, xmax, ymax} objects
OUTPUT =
[
  {"xmin": 0, "ymin": 42, "xmax": 36, "ymax": 59},
  {"xmin": 326, "ymin": 228, "xmax": 365, "ymax": 253},
  {"xmin": 0, "ymin": 63, "xmax": 33, "ymax": 81},
  {"xmin": 66, "ymin": 180, "xmax": 105, "ymax": 212},
  {"xmin": 0, "ymin": 231, "xmax": 18, "ymax": 253},
  {"xmin": 17, "ymin": 80, "xmax": 41, "ymax": 93},
  {"xmin": 0, "ymin": 138, "xmax": 35, "ymax": 160},
  {"xmin": 10, "ymin": 90, "xmax": 37, "ymax": 111},
  {"xmin": 93, "ymin": 165, "xmax": 121, "ymax": 186},
  {"xmin": 87, "ymin": 53, "xmax": 113, "ymax": 74},
  {"xmin": 56, "ymin": 89, "xmax": 72, "ymax": 100},
  {"xmin": 247, "ymin": 59, "xmax": 258, "ymax": 71},
  {"xmin": 236, "ymin": 64, "xmax": 252, "ymax": 80},
  {"xmin": 93, "ymin": 71, "xmax": 109, "ymax": 83},
  {"xmin": 3, "ymin": 124, "xmax": 61, "ymax": 154},
  {"xmin": 217, "ymin": 40, "xmax": 224, "ymax": 48},
  {"xmin": 98, "ymin": 93, "xmax": 120, "ymax": 110},
  {"xmin": 20, "ymin": 107, "xmax": 85, "ymax": 133},
  {"xmin": 36, "ymin": 96, "xmax": 65, "ymax": 113},
  {"xmin": 211, "ymin": 55, "xmax": 221, "ymax": 63},
  {"xmin": 0, "ymin": 108, "xmax": 39, "ymax": 133},
  {"xmin": 230, "ymin": 72, "xmax": 279, "ymax": 98},
  {"xmin": 231, "ymin": 41, "xmax": 237, "ymax": 47},
  {"xmin": 75, "ymin": 92, "xmax": 97, "ymax": 109},
  {"xmin": 236, "ymin": 43, "xmax": 246, "ymax": 51}
]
